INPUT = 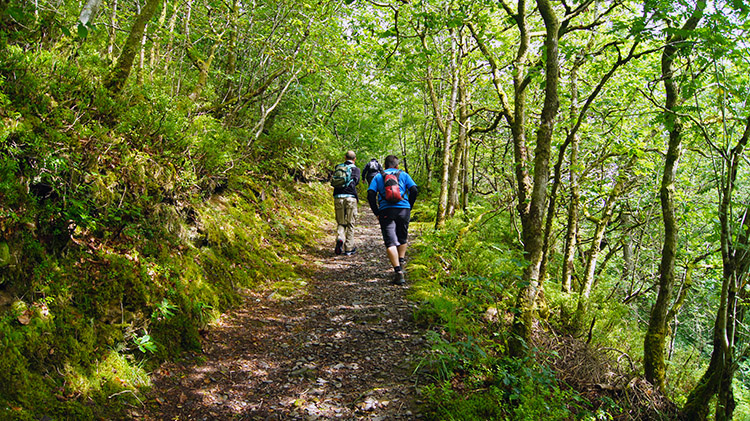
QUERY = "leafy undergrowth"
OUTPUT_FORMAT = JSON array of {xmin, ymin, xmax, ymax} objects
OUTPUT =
[
  {"xmin": 405, "ymin": 206, "xmax": 680, "ymax": 420},
  {"xmin": 0, "ymin": 41, "xmax": 336, "ymax": 419},
  {"xmin": 0, "ymin": 178, "xmax": 333, "ymax": 420}
]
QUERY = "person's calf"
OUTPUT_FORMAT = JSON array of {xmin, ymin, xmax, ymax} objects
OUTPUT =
[{"xmin": 385, "ymin": 245, "xmax": 400, "ymax": 267}]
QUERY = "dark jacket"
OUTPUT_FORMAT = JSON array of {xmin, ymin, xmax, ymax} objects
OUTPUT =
[
  {"xmin": 362, "ymin": 159, "xmax": 383, "ymax": 185},
  {"xmin": 332, "ymin": 160, "xmax": 361, "ymax": 200}
]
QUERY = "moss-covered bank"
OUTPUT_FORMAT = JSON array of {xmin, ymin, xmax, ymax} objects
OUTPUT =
[
  {"xmin": 0, "ymin": 37, "xmax": 338, "ymax": 419},
  {"xmin": 0, "ymin": 177, "xmax": 332, "ymax": 420}
]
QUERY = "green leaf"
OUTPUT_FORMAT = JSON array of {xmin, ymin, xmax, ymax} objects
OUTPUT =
[
  {"xmin": 7, "ymin": 7, "xmax": 27, "ymax": 21},
  {"xmin": 77, "ymin": 22, "xmax": 89, "ymax": 39}
]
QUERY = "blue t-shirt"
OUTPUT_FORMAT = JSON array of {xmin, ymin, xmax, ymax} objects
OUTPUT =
[{"xmin": 368, "ymin": 169, "xmax": 417, "ymax": 210}]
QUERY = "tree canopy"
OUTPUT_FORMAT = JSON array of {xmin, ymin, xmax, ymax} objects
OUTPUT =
[{"xmin": 2, "ymin": 0, "xmax": 750, "ymax": 418}]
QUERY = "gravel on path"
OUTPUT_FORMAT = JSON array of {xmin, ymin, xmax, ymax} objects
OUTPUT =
[{"xmin": 140, "ymin": 211, "xmax": 428, "ymax": 420}]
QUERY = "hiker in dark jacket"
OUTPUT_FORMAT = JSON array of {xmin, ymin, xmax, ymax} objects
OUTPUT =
[
  {"xmin": 362, "ymin": 158, "xmax": 383, "ymax": 185},
  {"xmin": 367, "ymin": 155, "xmax": 418, "ymax": 285},
  {"xmin": 333, "ymin": 150, "xmax": 361, "ymax": 256}
]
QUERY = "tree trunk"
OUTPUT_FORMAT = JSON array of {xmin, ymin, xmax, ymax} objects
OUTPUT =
[
  {"xmin": 571, "ymin": 171, "xmax": 628, "ymax": 333},
  {"xmin": 423, "ymin": 110, "xmax": 435, "ymax": 192},
  {"xmin": 643, "ymin": 2, "xmax": 705, "ymax": 390},
  {"xmin": 432, "ymin": 27, "xmax": 460, "ymax": 229},
  {"xmin": 221, "ymin": 0, "xmax": 240, "ymax": 101},
  {"xmin": 560, "ymin": 56, "xmax": 583, "ymax": 294},
  {"xmin": 164, "ymin": 0, "xmax": 178, "ymax": 72},
  {"xmin": 137, "ymin": 19, "xmax": 148, "ymax": 84},
  {"xmin": 539, "ymin": 135, "xmax": 569, "ymax": 287},
  {"xmin": 540, "ymin": 46, "xmax": 588, "ymax": 291},
  {"xmin": 107, "ymin": 0, "xmax": 118, "ymax": 62},
  {"xmin": 149, "ymin": 0, "xmax": 168, "ymax": 79},
  {"xmin": 682, "ymin": 116, "xmax": 750, "ymax": 420},
  {"xmin": 621, "ymin": 212, "xmax": 634, "ymax": 285},
  {"xmin": 448, "ymin": 68, "xmax": 469, "ymax": 217},
  {"xmin": 461, "ymin": 136, "xmax": 471, "ymax": 212},
  {"xmin": 78, "ymin": 0, "xmax": 102, "ymax": 26},
  {"xmin": 187, "ymin": 43, "xmax": 218, "ymax": 101},
  {"xmin": 509, "ymin": 0, "xmax": 559, "ymax": 356},
  {"xmin": 104, "ymin": 0, "xmax": 162, "ymax": 94}
]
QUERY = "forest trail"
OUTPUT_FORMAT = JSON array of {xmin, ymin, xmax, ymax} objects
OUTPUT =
[{"xmin": 141, "ymin": 211, "xmax": 427, "ymax": 420}]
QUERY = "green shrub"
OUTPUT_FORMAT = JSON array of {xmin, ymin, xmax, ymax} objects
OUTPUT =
[{"xmin": 421, "ymin": 354, "xmax": 584, "ymax": 420}]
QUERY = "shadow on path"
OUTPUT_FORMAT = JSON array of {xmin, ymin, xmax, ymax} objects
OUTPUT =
[{"xmin": 142, "ymin": 211, "xmax": 427, "ymax": 420}]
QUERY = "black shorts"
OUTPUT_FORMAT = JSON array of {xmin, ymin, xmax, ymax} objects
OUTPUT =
[{"xmin": 378, "ymin": 207, "xmax": 411, "ymax": 248}]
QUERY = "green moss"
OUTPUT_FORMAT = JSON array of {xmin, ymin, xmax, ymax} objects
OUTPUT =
[
  {"xmin": 0, "ymin": 242, "xmax": 10, "ymax": 266},
  {"xmin": 0, "ymin": 35, "xmax": 340, "ymax": 419},
  {"xmin": 269, "ymin": 278, "xmax": 309, "ymax": 300},
  {"xmin": 0, "ymin": 178, "xmax": 332, "ymax": 419}
]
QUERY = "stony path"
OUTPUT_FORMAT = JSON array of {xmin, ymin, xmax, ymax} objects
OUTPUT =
[{"xmin": 141, "ymin": 212, "xmax": 427, "ymax": 420}]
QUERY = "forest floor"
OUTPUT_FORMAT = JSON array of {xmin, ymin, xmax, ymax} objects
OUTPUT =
[{"xmin": 139, "ymin": 211, "xmax": 428, "ymax": 420}]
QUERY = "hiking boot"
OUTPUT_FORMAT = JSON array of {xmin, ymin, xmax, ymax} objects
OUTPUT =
[
  {"xmin": 392, "ymin": 271, "xmax": 405, "ymax": 285},
  {"xmin": 344, "ymin": 248, "xmax": 357, "ymax": 256},
  {"xmin": 335, "ymin": 239, "xmax": 343, "ymax": 255}
]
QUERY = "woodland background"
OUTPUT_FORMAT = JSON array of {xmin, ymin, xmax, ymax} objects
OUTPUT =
[{"xmin": 1, "ymin": 0, "xmax": 750, "ymax": 419}]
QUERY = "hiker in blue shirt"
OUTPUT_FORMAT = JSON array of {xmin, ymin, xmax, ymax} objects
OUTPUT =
[
  {"xmin": 332, "ymin": 150, "xmax": 360, "ymax": 256},
  {"xmin": 367, "ymin": 155, "xmax": 418, "ymax": 285}
]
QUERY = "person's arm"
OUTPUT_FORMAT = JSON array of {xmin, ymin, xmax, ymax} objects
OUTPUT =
[
  {"xmin": 367, "ymin": 189, "xmax": 379, "ymax": 215},
  {"xmin": 408, "ymin": 186, "xmax": 418, "ymax": 208},
  {"xmin": 352, "ymin": 167, "xmax": 361, "ymax": 186}
]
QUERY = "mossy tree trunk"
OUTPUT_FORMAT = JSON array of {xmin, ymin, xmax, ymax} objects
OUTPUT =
[
  {"xmin": 460, "ymin": 135, "xmax": 470, "ymax": 212},
  {"xmin": 560, "ymin": 132, "xmax": 579, "ymax": 294},
  {"xmin": 643, "ymin": 1, "xmax": 705, "ymax": 391},
  {"xmin": 543, "ymin": 50, "xmax": 584, "ymax": 293},
  {"xmin": 221, "ymin": 0, "xmax": 240, "ymax": 101},
  {"xmin": 560, "ymin": 51, "xmax": 585, "ymax": 295},
  {"xmin": 447, "ymin": 56, "xmax": 469, "ymax": 217},
  {"xmin": 104, "ymin": 0, "xmax": 162, "ymax": 94},
  {"xmin": 164, "ymin": 0, "xmax": 178, "ymax": 72},
  {"xmin": 106, "ymin": 0, "xmax": 118, "ymax": 62},
  {"xmin": 420, "ymin": 25, "xmax": 460, "ymax": 230},
  {"xmin": 470, "ymin": 0, "xmax": 553, "ymax": 355},
  {"xmin": 187, "ymin": 43, "xmax": 219, "ymax": 102},
  {"xmin": 148, "ymin": 1, "xmax": 168, "ymax": 79},
  {"xmin": 509, "ymin": 0, "xmax": 560, "ymax": 356},
  {"xmin": 571, "ymin": 168, "xmax": 629, "ymax": 333},
  {"xmin": 683, "ymin": 116, "xmax": 750, "ymax": 420}
]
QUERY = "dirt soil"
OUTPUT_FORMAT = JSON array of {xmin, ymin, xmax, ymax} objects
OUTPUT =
[{"xmin": 139, "ymin": 212, "xmax": 429, "ymax": 420}]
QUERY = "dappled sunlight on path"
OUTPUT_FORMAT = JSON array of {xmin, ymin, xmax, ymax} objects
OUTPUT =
[{"xmin": 142, "ymin": 212, "xmax": 427, "ymax": 420}]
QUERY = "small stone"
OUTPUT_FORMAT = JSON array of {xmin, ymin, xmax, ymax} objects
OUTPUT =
[{"xmin": 359, "ymin": 397, "xmax": 378, "ymax": 411}]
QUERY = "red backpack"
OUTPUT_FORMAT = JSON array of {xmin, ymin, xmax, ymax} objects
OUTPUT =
[{"xmin": 382, "ymin": 170, "xmax": 402, "ymax": 202}]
